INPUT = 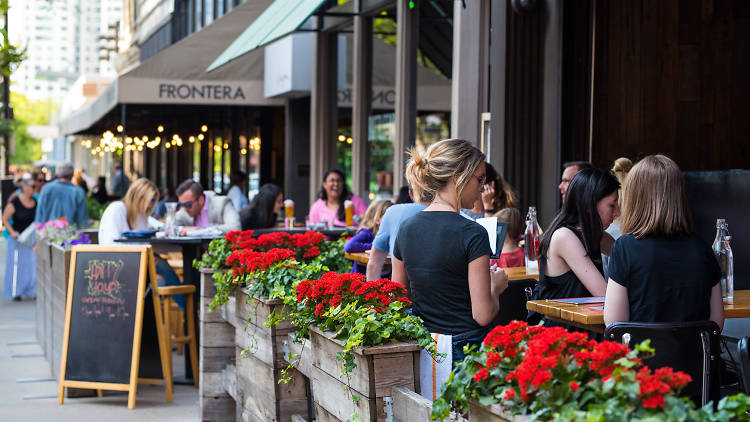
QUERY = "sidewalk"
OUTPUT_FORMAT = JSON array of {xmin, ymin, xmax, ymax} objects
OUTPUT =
[{"xmin": 0, "ymin": 240, "xmax": 200, "ymax": 421}]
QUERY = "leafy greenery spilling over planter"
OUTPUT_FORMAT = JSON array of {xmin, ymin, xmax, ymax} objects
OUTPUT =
[{"xmin": 432, "ymin": 321, "xmax": 750, "ymax": 422}]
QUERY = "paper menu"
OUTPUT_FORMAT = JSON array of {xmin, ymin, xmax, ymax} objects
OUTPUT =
[{"xmin": 476, "ymin": 217, "xmax": 498, "ymax": 255}]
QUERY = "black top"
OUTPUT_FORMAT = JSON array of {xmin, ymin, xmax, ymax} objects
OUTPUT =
[
  {"xmin": 393, "ymin": 211, "xmax": 492, "ymax": 335},
  {"xmin": 11, "ymin": 196, "xmax": 36, "ymax": 232},
  {"xmin": 608, "ymin": 233, "xmax": 720, "ymax": 323},
  {"xmin": 528, "ymin": 226, "xmax": 599, "ymax": 325},
  {"xmin": 240, "ymin": 207, "xmax": 277, "ymax": 231}
]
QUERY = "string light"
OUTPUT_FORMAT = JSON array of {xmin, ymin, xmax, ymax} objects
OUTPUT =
[
  {"xmin": 201, "ymin": 125, "xmax": 208, "ymax": 132},
  {"xmin": 241, "ymin": 148, "xmax": 247, "ymax": 155},
  {"xmin": 116, "ymin": 125, "xmax": 124, "ymax": 133},
  {"xmin": 198, "ymin": 134, "xmax": 205, "ymax": 141},
  {"xmin": 338, "ymin": 135, "xmax": 345, "ymax": 142},
  {"xmin": 346, "ymin": 137, "xmax": 353, "ymax": 144},
  {"xmin": 213, "ymin": 145, "xmax": 221, "ymax": 152},
  {"xmin": 157, "ymin": 125, "xmax": 164, "ymax": 133},
  {"xmin": 189, "ymin": 136, "xmax": 195, "ymax": 143},
  {"xmin": 165, "ymin": 142, "xmax": 171, "ymax": 149}
]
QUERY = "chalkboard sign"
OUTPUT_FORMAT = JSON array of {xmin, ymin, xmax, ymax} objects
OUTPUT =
[{"xmin": 58, "ymin": 245, "xmax": 173, "ymax": 409}]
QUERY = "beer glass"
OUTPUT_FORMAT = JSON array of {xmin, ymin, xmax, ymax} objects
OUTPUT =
[
  {"xmin": 344, "ymin": 200, "xmax": 354, "ymax": 227},
  {"xmin": 284, "ymin": 199, "xmax": 295, "ymax": 229}
]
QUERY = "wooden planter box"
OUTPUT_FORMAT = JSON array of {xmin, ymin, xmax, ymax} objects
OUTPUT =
[
  {"xmin": 468, "ymin": 401, "xmax": 529, "ymax": 422},
  {"xmin": 310, "ymin": 326, "xmax": 422, "ymax": 422},
  {"xmin": 49, "ymin": 243, "xmax": 71, "ymax": 378},
  {"xmin": 199, "ymin": 268, "xmax": 236, "ymax": 422},
  {"xmin": 283, "ymin": 332, "xmax": 312, "ymax": 379},
  {"xmin": 34, "ymin": 242, "xmax": 52, "ymax": 362},
  {"xmin": 234, "ymin": 288, "xmax": 310, "ymax": 422}
]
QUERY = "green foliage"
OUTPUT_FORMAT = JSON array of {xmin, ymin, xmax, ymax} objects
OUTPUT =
[
  {"xmin": 86, "ymin": 198, "xmax": 108, "ymax": 221},
  {"xmin": 192, "ymin": 238, "xmax": 232, "ymax": 271},
  {"xmin": 311, "ymin": 235, "xmax": 351, "ymax": 273}
]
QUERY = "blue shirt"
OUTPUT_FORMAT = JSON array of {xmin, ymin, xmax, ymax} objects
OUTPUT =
[
  {"xmin": 35, "ymin": 180, "xmax": 88, "ymax": 227},
  {"xmin": 372, "ymin": 203, "xmax": 427, "ymax": 253}
]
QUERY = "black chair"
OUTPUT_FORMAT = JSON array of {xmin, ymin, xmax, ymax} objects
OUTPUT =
[
  {"xmin": 737, "ymin": 337, "xmax": 750, "ymax": 394},
  {"xmin": 491, "ymin": 279, "xmax": 536, "ymax": 327},
  {"xmin": 604, "ymin": 321, "xmax": 721, "ymax": 406}
]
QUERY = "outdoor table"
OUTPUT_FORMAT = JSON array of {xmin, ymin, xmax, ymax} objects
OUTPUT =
[
  {"xmin": 252, "ymin": 227, "xmax": 354, "ymax": 238},
  {"xmin": 345, "ymin": 251, "xmax": 392, "ymax": 266},
  {"xmin": 504, "ymin": 267, "xmax": 540, "ymax": 282},
  {"xmin": 526, "ymin": 289, "xmax": 750, "ymax": 333},
  {"xmin": 115, "ymin": 235, "xmax": 223, "ymax": 382}
]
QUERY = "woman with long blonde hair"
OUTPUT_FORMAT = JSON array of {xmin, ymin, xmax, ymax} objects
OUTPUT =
[
  {"xmin": 391, "ymin": 138, "xmax": 508, "ymax": 364},
  {"xmin": 98, "ymin": 178, "xmax": 159, "ymax": 245},
  {"xmin": 99, "ymin": 178, "xmax": 186, "ymax": 310}
]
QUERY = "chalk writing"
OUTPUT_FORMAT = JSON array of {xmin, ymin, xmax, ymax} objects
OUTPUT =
[{"xmin": 85, "ymin": 259, "xmax": 124, "ymax": 300}]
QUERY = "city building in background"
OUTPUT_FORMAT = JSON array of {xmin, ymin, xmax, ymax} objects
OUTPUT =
[{"xmin": 9, "ymin": 0, "xmax": 122, "ymax": 102}]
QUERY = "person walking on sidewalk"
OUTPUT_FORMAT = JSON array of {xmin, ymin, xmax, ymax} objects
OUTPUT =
[{"xmin": 2, "ymin": 175, "xmax": 37, "ymax": 300}]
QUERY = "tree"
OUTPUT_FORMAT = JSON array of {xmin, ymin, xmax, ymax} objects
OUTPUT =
[{"xmin": 8, "ymin": 92, "xmax": 55, "ymax": 166}]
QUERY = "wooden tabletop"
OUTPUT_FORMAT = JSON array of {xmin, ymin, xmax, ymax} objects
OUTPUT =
[
  {"xmin": 504, "ymin": 267, "xmax": 540, "ymax": 282},
  {"xmin": 527, "ymin": 289, "xmax": 750, "ymax": 331},
  {"xmin": 345, "ymin": 251, "xmax": 391, "ymax": 266}
]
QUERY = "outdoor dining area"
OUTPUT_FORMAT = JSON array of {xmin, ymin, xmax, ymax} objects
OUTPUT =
[{"xmin": 18, "ymin": 137, "xmax": 746, "ymax": 422}]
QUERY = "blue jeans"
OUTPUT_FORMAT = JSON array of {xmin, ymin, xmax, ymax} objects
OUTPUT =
[
  {"xmin": 451, "ymin": 332, "xmax": 487, "ymax": 368},
  {"xmin": 155, "ymin": 259, "xmax": 185, "ymax": 311}
]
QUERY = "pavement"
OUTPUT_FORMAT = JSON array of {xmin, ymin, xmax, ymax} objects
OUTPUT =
[{"xmin": 0, "ymin": 240, "xmax": 200, "ymax": 421}]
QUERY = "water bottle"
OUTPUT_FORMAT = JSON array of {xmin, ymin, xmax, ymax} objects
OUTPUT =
[
  {"xmin": 524, "ymin": 206, "xmax": 542, "ymax": 274},
  {"xmin": 164, "ymin": 202, "xmax": 178, "ymax": 237},
  {"xmin": 712, "ymin": 218, "xmax": 734, "ymax": 302}
]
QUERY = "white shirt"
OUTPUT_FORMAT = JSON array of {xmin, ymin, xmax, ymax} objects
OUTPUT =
[
  {"xmin": 98, "ymin": 201, "xmax": 148, "ymax": 246},
  {"xmin": 227, "ymin": 185, "xmax": 248, "ymax": 211}
]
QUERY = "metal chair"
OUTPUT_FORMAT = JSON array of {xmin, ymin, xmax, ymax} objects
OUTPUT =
[
  {"xmin": 604, "ymin": 321, "xmax": 721, "ymax": 406},
  {"xmin": 492, "ymin": 279, "xmax": 536, "ymax": 327},
  {"xmin": 736, "ymin": 337, "xmax": 750, "ymax": 394}
]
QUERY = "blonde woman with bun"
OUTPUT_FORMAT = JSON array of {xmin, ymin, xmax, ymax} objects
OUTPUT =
[
  {"xmin": 606, "ymin": 157, "xmax": 633, "ymax": 240},
  {"xmin": 392, "ymin": 138, "xmax": 509, "ymax": 365}
]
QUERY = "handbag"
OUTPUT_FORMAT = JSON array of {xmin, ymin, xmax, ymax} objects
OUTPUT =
[{"xmin": 17, "ymin": 223, "xmax": 36, "ymax": 248}]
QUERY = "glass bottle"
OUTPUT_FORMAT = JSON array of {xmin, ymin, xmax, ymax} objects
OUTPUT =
[
  {"xmin": 165, "ymin": 202, "xmax": 178, "ymax": 237},
  {"xmin": 525, "ymin": 206, "xmax": 542, "ymax": 274},
  {"xmin": 712, "ymin": 218, "xmax": 734, "ymax": 302}
]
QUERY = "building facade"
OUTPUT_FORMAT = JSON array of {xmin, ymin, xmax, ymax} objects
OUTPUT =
[{"xmin": 9, "ymin": 0, "xmax": 122, "ymax": 101}]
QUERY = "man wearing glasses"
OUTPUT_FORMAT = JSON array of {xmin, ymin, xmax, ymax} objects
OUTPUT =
[{"xmin": 174, "ymin": 180, "xmax": 241, "ymax": 236}]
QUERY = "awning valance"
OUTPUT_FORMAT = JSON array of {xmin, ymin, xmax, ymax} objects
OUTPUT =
[{"xmin": 206, "ymin": 0, "xmax": 326, "ymax": 72}]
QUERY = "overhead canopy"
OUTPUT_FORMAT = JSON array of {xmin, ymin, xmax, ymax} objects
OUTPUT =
[
  {"xmin": 60, "ymin": 0, "xmax": 282, "ymax": 136},
  {"xmin": 206, "ymin": 0, "xmax": 326, "ymax": 72}
]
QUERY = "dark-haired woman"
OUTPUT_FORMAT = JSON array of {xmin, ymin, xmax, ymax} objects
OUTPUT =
[
  {"xmin": 240, "ymin": 183, "xmax": 284, "ymax": 230},
  {"xmin": 528, "ymin": 168, "xmax": 620, "ymax": 324},
  {"xmin": 307, "ymin": 169, "xmax": 366, "ymax": 227}
]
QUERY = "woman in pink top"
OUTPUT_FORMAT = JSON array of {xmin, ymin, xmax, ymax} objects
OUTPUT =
[{"xmin": 308, "ymin": 169, "xmax": 367, "ymax": 227}]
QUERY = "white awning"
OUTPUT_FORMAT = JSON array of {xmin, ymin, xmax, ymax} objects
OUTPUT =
[{"xmin": 60, "ymin": 0, "xmax": 282, "ymax": 136}]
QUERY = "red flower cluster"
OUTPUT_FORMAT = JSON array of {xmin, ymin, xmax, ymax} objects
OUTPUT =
[
  {"xmin": 225, "ymin": 230, "xmax": 255, "ymax": 250},
  {"xmin": 636, "ymin": 366, "xmax": 691, "ymax": 409},
  {"xmin": 226, "ymin": 248, "xmax": 295, "ymax": 276},
  {"xmin": 475, "ymin": 322, "xmax": 691, "ymax": 411},
  {"xmin": 295, "ymin": 272, "xmax": 410, "ymax": 318}
]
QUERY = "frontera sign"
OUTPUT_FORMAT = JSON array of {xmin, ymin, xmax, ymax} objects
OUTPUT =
[
  {"xmin": 158, "ymin": 83, "xmax": 246, "ymax": 101},
  {"xmin": 116, "ymin": 78, "xmax": 283, "ymax": 106}
]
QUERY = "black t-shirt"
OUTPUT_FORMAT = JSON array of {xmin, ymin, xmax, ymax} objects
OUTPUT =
[
  {"xmin": 608, "ymin": 233, "xmax": 720, "ymax": 323},
  {"xmin": 11, "ymin": 196, "xmax": 36, "ymax": 233},
  {"xmin": 393, "ymin": 211, "xmax": 492, "ymax": 335}
]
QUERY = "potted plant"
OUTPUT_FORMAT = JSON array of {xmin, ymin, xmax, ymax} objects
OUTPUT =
[
  {"xmin": 286, "ymin": 271, "xmax": 439, "ymax": 421},
  {"xmin": 431, "ymin": 321, "xmax": 750, "ymax": 421}
]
